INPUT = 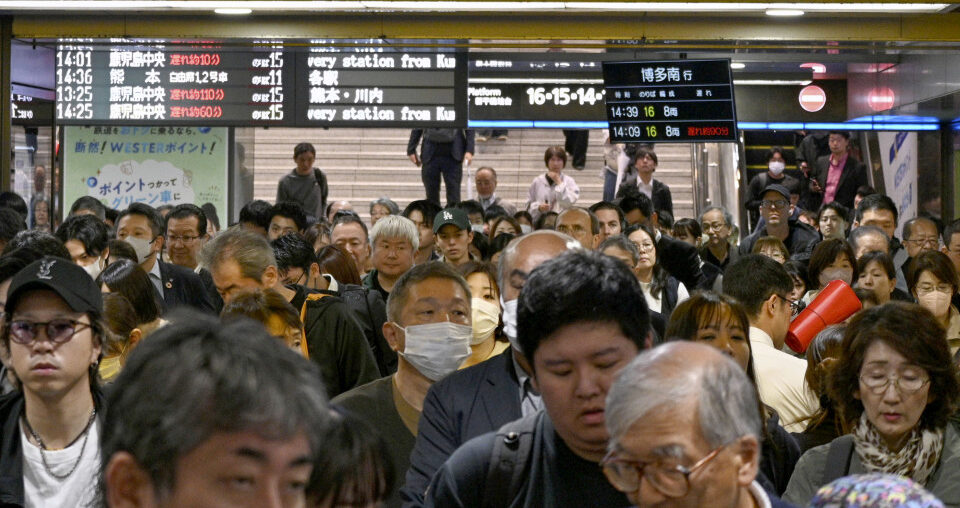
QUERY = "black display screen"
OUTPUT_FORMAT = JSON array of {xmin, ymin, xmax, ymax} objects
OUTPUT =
[{"xmin": 602, "ymin": 59, "xmax": 739, "ymax": 143}]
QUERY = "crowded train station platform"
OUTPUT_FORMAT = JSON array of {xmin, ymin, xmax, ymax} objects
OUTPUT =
[{"xmin": 2, "ymin": 1, "xmax": 960, "ymax": 506}]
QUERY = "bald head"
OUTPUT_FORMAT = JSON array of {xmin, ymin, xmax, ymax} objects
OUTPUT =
[
  {"xmin": 498, "ymin": 230, "xmax": 579, "ymax": 301},
  {"xmin": 557, "ymin": 207, "xmax": 599, "ymax": 250}
]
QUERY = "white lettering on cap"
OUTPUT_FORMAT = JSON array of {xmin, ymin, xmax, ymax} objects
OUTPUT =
[
  {"xmin": 37, "ymin": 259, "xmax": 56, "ymax": 280},
  {"xmin": 443, "ymin": 211, "xmax": 453, "ymax": 221}
]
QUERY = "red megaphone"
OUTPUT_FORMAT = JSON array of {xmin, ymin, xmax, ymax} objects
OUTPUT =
[{"xmin": 785, "ymin": 280, "xmax": 862, "ymax": 353}]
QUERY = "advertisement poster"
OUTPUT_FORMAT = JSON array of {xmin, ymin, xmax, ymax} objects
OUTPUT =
[
  {"xmin": 63, "ymin": 126, "xmax": 228, "ymax": 219},
  {"xmin": 877, "ymin": 131, "xmax": 917, "ymax": 239}
]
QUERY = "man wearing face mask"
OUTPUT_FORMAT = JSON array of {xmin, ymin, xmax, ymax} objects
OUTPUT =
[
  {"xmin": 115, "ymin": 203, "xmax": 215, "ymax": 315},
  {"xmin": 54, "ymin": 215, "xmax": 110, "ymax": 280},
  {"xmin": 746, "ymin": 147, "xmax": 801, "ymax": 229},
  {"xmin": 333, "ymin": 261, "xmax": 473, "ymax": 508},
  {"xmin": 400, "ymin": 230, "xmax": 578, "ymax": 506}
]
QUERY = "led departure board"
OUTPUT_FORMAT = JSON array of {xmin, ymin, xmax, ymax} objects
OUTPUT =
[
  {"xmin": 55, "ymin": 41, "xmax": 467, "ymax": 128},
  {"xmin": 602, "ymin": 59, "xmax": 738, "ymax": 143},
  {"xmin": 12, "ymin": 94, "xmax": 54, "ymax": 126}
]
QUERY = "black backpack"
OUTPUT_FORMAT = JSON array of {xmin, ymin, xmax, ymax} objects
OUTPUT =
[{"xmin": 481, "ymin": 412, "xmax": 540, "ymax": 508}]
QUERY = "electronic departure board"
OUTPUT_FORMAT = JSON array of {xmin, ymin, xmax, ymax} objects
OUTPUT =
[
  {"xmin": 468, "ymin": 55, "xmax": 606, "ymax": 122},
  {"xmin": 12, "ymin": 94, "xmax": 54, "ymax": 126},
  {"xmin": 55, "ymin": 41, "xmax": 466, "ymax": 128},
  {"xmin": 602, "ymin": 59, "xmax": 738, "ymax": 143}
]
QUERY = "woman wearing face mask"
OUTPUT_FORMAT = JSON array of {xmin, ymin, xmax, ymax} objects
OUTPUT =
[
  {"xmin": 908, "ymin": 250, "xmax": 960, "ymax": 354},
  {"xmin": 818, "ymin": 202, "xmax": 850, "ymax": 241},
  {"xmin": 783, "ymin": 303, "xmax": 960, "ymax": 506},
  {"xmin": 803, "ymin": 238, "xmax": 858, "ymax": 304},
  {"xmin": 746, "ymin": 147, "xmax": 801, "ymax": 229},
  {"xmin": 665, "ymin": 291, "xmax": 802, "ymax": 496},
  {"xmin": 457, "ymin": 261, "xmax": 509, "ymax": 368}
]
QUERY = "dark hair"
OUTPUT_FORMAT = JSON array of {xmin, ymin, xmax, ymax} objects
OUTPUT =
[
  {"xmin": 316, "ymin": 245, "xmax": 361, "ymax": 286},
  {"xmin": 294, "ymin": 142, "xmax": 316, "ymax": 158},
  {"xmin": 304, "ymin": 223, "xmax": 331, "ymax": 249},
  {"xmin": 944, "ymin": 219, "xmax": 960, "ymax": 247},
  {"xmin": 513, "ymin": 211, "xmax": 534, "ymax": 226},
  {"xmin": 765, "ymin": 146, "xmax": 785, "ymax": 163},
  {"xmin": 200, "ymin": 203, "xmax": 220, "ymax": 232},
  {"xmin": 239, "ymin": 200, "xmax": 274, "ymax": 231},
  {"xmin": 402, "ymin": 200, "xmax": 442, "ymax": 228},
  {"xmin": 723, "ymin": 254, "xmax": 794, "ymax": 316},
  {"xmin": 117, "ymin": 203, "xmax": 163, "ymax": 238},
  {"xmin": 332, "ymin": 214, "xmax": 369, "ymax": 240},
  {"xmin": 847, "ymin": 225, "xmax": 890, "ymax": 256},
  {"xmin": 803, "ymin": 324, "xmax": 846, "ymax": 432},
  {"xmin": 0, "ymin": 208, "xmax": 27, "ymax": 243},
  {"xmin": 69, "ymin": 196, "xmax": 107, "ymax": 221},
  {"xmin": 106, "ymin": 239, "xmax": 138, "ymax": 264},
  {"xmin": 673, "ymin": 218, "xmax": 702, "ymax": 241},
  {"xmin": 483, "ymin": 205, "xmax": 509, "ymax": 225},
  {"xmin": 828, "ymin": 130, "xmax": 851, "ymax": 140},
  {"xmin": 818, "ymin": 201, "xmax": 850, "ymax": 225},
  {"xmin": 55, "ymin": 214, "xmax": 109, "ymax": 257},
  {"xmin": 270, "ymin": 201, "xmax": 309, "ymax": 232},
  {"xmin": 857, "ymin": 250, "xmax": 896, "ymax": 280},
  {"xmin": 454, "ymin": 200, "xmax": 484, "ymax": 220},
  {"xmin": 558, "ymin": 207, "xmax": 600, "ymax": 235},
  {"xmin": 457, "ymin": 261, "xmax": 501, "ymax": 300},
  {"xmin": 543, "ymin": 145, "xmax": 567, "ymax": 168},
  {"xmin": 624, "ymin": 223, "xmax": 669, "ymax": 299},
  {"xmin": 164, "ymin": 204, "xmax": 207, "ymax": 238},
  {"xmin": 589, "ymin": 201, "xmax": 625, "ymax": 227},
  {"xmin": 1, "ymin": 230, "xmax": 70, "ymax": 260},
  {"xmin": 490, "ymin": 216, "xmax": 522, "ymax": 237},
  {"xmin": 620, "ymin": 192, "xmax": 654, "ymax": 222},
  {"xmin": 807, "ymin": 238, "xmax": 857, "ymax": 289},
  {"xmin": 0, "ymin": 191, "xmax": 28, "ymax": 220},
  {"xmin": 386, "ymin": 261, "xmax": 470, "ymax": 322},
  {"xmin": 534, "ymin": 211, "xmax": 558, "ymax": 230},
  {"xmin": 470, "ymin": 231, "xmax": 489, "ymax": 260},
  {"xmin": 100, "ymin": 313, "xmax": 330, "ymax": 496},
  {"xmin": 272, "ymin": 233, "xmax": 318, "ymax": 275},
  {"xmin": 666, "ymin": 291, "xmax": 755, "ymax": 378},
  {"xmin": 783, "ymin": 260, "xmax": 810, "ymax": 295},
  {"xmin": 102, "ymin": 292, "xmax": 139, "ymax": 357},
  {"xmin": 307, "ymin": 410, "xmax": 394, "ymax": 508},
  {"xmin": 0, "ymin": 248, "xmax": 38, "ymax": 284},
  {"xmin": 829, "ymin": 302, "xmax": 959, "ymax": 431},
  {"xmin": 855, "ymin": 193, "xmax": 898, "ymax": 226},
  {"xmin": 902, "ymin": 216, "xmax": 940, "ymax": 242},
  {"xmin": 97, "ymin": 259, "xmax": 162, "ymax": 324},
  {"xmin": 629, "ymin": 147, "xmax": 658, "ymax": 167},
  {"xmin": 518, "ymin": 249, "xmax": 649, "ymax": 367},
  {"xmin": 104, "ymin": 208, "xmax": 119, "ymax": 226},
  {"xmin": 907, "ymin": 250, "xmax": 960, "ymax": 295},
  {"xmin": 657, "ymin": 209, "xmax": 674, "ymax": 229},
  {"xmin": 854, "ymin": 287, "xmax": 881, "ymax": 307},
  {"xmin": 486, "ymin": 233, "xmax": 515, "ymax": 261},
  {"xmin": 856, "ymin": 185, "xmax": 876, "ymax": 198},
  {"xmin": 220, "ymin": 288, "xmax": 302, "ymax": 337}
]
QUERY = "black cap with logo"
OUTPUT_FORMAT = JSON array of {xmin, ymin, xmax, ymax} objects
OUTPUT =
[{"xmin": 5, "ymin": 257, "xmax": 103, "ymax": 315}]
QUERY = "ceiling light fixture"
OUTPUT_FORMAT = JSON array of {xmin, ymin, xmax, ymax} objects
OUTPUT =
[
  {"xmin": 730, "ymin": 62, "xmax": 746, "ymax": 69},
  {"xmin": 214, "ymin": 7, "xmax": 253, "ymax": 14},
  {"xmin": 765, "ymin": 8, "xmax": 804, "ymax": 16}
]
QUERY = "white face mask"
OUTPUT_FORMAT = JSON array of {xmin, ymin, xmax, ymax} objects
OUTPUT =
[
  {"xmin": 768, "ymin": 161, "xmax": 786, "ymax": 176},
  {"xmin": 819, "ymin": 267, "xmax": 853, "ymax": 288},
  {"xmin": 397, "ymin": 321, "xmax": 472, "ymax": 381},
  {"xmin": 471, "ymin": 224, "xmax": 485, "ymax": 234},
  {"xmin": 519, "ymin": 224, "xmax": 532, "ymax": 234},
  {"xmin": 919, "ymin": 291, "xmax": 951, "ymax": 318},
  {"xmin": 124, "ymin": 236, "xmax": 155, "ymax": 264},
  {"xmin": 82, "ymin": 256, "xmax": 104, "ymax": 280},
  {"xmin": 471, "ymin": 297, "xmax": 500, "ymax": 345},
  {"xmin": 500, "ymin": 296, "xmax": 521, "ymax": 353}
]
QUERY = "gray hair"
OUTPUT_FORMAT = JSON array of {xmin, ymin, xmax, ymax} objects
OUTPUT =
[
  {"xmin": 598, "ymin": 234, "xmax": 640, "ymax": 266},
  {"xmin": 199, "ymin": 225, "xmax": 276, "ymax": 282},
  {"xmin": 369, "ymin": 196, "xmax": 400, "ymax": 216},
  {"xmin": 699, "ymin": 206, "xmax": 733, "ymax": 228},
  {"xmin": 386, "ymin": 261, "xmax": 471, "ymax": 323},
  {"xmin": 606, "ymin": 343, "xmax": 761, "ymax": 452},
  {"xmin": 847, "ymin": 225, "xmax": 890, "ymax": 254},
  {"xmin": 369, "ymin": 215, "xmax": 419, "ymax": 252},
  {"xmin": 497, "ymin": 229, "xmax": 580, "ymax": 290}
]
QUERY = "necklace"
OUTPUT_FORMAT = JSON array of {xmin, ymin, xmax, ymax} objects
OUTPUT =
[{"xmin": 22, "ymin": 409, "xmax": 97, "ymax": 480}]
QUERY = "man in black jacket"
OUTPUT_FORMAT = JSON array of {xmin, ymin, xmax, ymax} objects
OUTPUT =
[
  {"xmin": 407, "ymin": 129, "xmax": 475, "ymax": 207},
  {"xmin": 201, "ymin": 227, "xmax": 379, "ymax": 398},
  {"xmin": 401, "ymin": 230, "xmax": 576, "ymax": 505},
  {"xmin": 806, "ymin": 131, "xmax": 867, "ymax": 211},
  {"xmin": 739, "ymin": 184, "xmax": 820, "ymax": 261},
  {"xmin": 116, "ymin": 203, "xmax": 215, "ymax": 315}
]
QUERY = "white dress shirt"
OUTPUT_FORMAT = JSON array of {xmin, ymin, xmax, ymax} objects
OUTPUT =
[{"xmin": 749, "ymin": 326, "xmax": 819, "ymax": 432}]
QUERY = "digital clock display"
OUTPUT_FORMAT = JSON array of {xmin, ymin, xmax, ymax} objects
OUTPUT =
[{"xmin": 602, "ymin": 59, "xmax": 739, "ymax": 143}]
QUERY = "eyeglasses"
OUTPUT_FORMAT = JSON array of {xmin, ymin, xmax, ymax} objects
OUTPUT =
[
  {"xmin": 634, "ymin": 242, "xmax": 656, "ymax": 253},
  {"xmin": 760, "ymin": 199, "xmax": 789, "ymax": 209},
  {"xmin": 777, "ymin": 294, "xmax": 802, "ymax": 317},
  {"xmin": 916, "ymin": 283, "xmax": 954, "ymax": 295},
  {"xmin": 8, "ymin": 319, "xmax": 92, "ymax": 345},
  {"xmin": 859, "ymin": 370, "xmax": 929, "ymax": 394},
  {"xmin": 601, "ymin": 445, "xmax": 725, "ymax": 497},
  {"xmin": 166, "ymin": 234, "xmax": 200, "ymax": 245},
  {"xmin": 905, "ymin": 237, "xmax": 939, "ymax": 248},
  {"xmin": 702, "ymin": 222, "xmax": 727, "ymax": 232}
]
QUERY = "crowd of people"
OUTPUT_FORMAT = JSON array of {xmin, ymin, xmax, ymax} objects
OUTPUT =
[{"xmin": 0, "ymin": 130, "xmax": 957, "ymax": 508}]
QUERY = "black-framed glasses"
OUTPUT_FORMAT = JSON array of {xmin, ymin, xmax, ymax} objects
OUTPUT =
[
  {"xmin": 8, "ymin": 319, "xmax": 92, "ymax": 345},
  {"xmin": 166, "ymin": 234, "xmax": 200, "ymax": 245},
  {"xmin": 601, "ymin": 445, "xmax": 725, "ymax": 497},
  {"xmin": 760, "ymin": 199, "xmax": 789, "ymax": 209},
  {"xmin": 777, "ymin": 294, "xmax": 803, "ymax": 317}
]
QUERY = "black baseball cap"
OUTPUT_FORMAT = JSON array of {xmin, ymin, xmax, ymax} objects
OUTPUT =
[
  {"xmin": 5, "ymin": 257, "xmax": 103, "ymax": 315},
  {"xmin": 762, "ymin": 184, "xmax": 791, "ymax": 202},
  {"xmin": 433, "ymin": 208, "xmax": 471, "ymax": 233}
]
